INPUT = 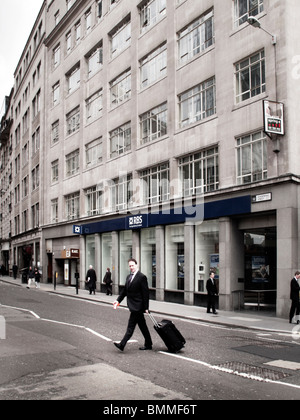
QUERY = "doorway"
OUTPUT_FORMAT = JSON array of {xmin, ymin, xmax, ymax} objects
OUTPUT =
[{"xmin": 243, "ymin": 228, "xmax": 276, "ymax": 311}]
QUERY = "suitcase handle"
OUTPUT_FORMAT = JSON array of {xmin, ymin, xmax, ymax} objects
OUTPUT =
[{"xmin": 148, "ymin": 312, "xmax": 159, "ymax": 328}]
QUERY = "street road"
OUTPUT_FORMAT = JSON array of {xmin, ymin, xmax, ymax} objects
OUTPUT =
[{"xmin": 0, "ymin": 282, "xmax": 300, "ymax": 402}]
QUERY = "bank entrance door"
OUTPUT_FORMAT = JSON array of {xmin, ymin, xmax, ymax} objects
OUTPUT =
[{"xmin": 244, "ymin": 228, "xmax": 276, "ymax": 311}]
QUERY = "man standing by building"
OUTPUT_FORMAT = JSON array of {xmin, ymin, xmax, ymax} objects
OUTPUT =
[
  {"xmin": 289, "ymin": 271, "xmax": 300, "ymax": 324},
  {"xmin": 86, "ymin": 265, "xmax": 97, "ymax": 295},
  {"xmin": 113, "ymin": 258, "xmax": 152, "ymax": 352},
  {"xmin": 206, "ymin": 271, "xmax": 218, "ymax": 315}
]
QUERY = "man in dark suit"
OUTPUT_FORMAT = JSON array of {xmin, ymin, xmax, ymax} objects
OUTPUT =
[
  {"xmin": 206, "ymin": 271, "xmax": 218, "ymax": 315},
  {"xmin": 86, "ymin": 265, "xmax": 97, "ymax": 295},
  {"xmin": 113, "ymin": 258, "xmax": 152, "ymax": 352},
  {"xmin": 289, "ymin": 271, "xmax": 300, "ymax": 324}
]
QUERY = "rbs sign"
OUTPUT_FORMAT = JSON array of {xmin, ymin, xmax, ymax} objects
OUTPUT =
[{"xmin": 127, "ymin": 215, "xmax": 148, "ymax": 230}]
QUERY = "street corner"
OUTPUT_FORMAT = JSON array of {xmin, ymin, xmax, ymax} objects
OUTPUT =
[{"xmin": 0, "ymin": 315, "xmax": 6, "ymax": 339}]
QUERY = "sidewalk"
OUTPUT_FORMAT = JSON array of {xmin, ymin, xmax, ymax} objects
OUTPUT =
[{"xmin": 0, "ymin": 275, "xmax": 295, "ymax": 335}]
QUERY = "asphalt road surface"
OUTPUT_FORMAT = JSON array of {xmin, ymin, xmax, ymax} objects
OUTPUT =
[{"xmin": 0, "ymin": 282, "xmax": 300, "ymax": 403}]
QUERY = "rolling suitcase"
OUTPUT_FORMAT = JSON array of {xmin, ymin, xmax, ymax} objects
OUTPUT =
[{"xmin": 149, "ymin": 313, "xmax": 186, "ymax": 353}]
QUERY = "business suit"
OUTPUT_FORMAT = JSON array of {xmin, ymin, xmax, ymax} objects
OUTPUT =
[
  {"xmin": 289, "ymin": 277, "xmax": 300, "ymax": 323},
  {"xmin": 116, "ymin": 271, "xmax": 152, "ymax": 350},
  {"xmin": 206, "ymin": 275, "xmax": 218, "ymax": 314}
]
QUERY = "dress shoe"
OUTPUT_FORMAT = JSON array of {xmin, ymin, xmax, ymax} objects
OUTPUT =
[
  {"xmin": 139, "ymin": 346, "xmax": 152, "ymax": 351},
  {"xmin": 114, "ymin": 342, "xmax": 124, "ymax": 352}
]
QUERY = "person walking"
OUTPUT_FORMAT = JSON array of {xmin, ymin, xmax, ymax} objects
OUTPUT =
[
  {"xmin": 206, "ymin": 271, "xmax": 218, "ymax": 315},
  {"xmin": 27, "ymin": 266, "xmax": 35, "ymax": 289},
  {"xmin": 34, "ymin": 267, "xmax": 41, "ymax": 288},
  {"xmin": 103, "ymin": 268, "xmax": 112, "ymax": 296},
  {"xmin": 113, "ymin": 258, "xmax": 153, "ymax": 352},
  {"xmin": 12, "ymin": 264, "xmax": 18, "ymax": 280},
  {"xmin": 289, "ymin": 271, "xmax": 300, "ymax": 324},
  {"xmin": 86, "ymin": 265, "xmax": 97, "ymax": 295}
]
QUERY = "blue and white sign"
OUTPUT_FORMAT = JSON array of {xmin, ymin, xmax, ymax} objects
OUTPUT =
[
  {"xmin": 126, "ymin": 214, "xmax": 148, "ymax": 230},
  {"xmin": 73, "ymin": 225, "xmax": 82, "ymax": 235}
]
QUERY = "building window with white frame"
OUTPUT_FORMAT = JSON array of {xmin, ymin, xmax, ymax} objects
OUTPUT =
[
  {"xmin": 51, "ymin": 121, "xmax": 59, "ymax": 145},
  {"xmin": 75, "ymin": 21, "xmax": 81, "ymax": 46},
  {"xmin": 140, "ymin": 43, "xmax": 167, "ymax": 89},
  {"xmin": 110, "ymin": 122, "xmax": 131, "ymax": 158},
  {"xmin": 85, "ymin": 9, "xmax": 92, "ymax": 35},
  {"xmin": 140, "ymin": 102, "xmax": 167, "ymax": 145},
  {"xmin": 110, "ymin": 17, "xmax": 131, "ymax": 59},
  {"xmin": 67, "ymin": 65, "xmax": 80, "ymax": 94},
  {"xmin": 234, "ymin": 0, "xmax": 264, "ymax": 28},
  {"xmin": 53, "ymin": 44, "xmax": 61, "ymax": 69},
  {"xmin": 110, "ymin": 69, "xmax": 131, "ymax": 107},
  {"xmin": 178, "ymin": 9, "xmax": 214, "ymax": 64},
  {"xmin": 52, "ymin": 82, "xmax": 60, "ymax": 107},
  {"xmin": 140, "ymin": 163, "xmax": 169, "ymax": 205},
  {"xmin": 179, "ymin": 147, "xmax": 219, "ymax": 196},
  {"xmin": 86, "ymin": 43, "xmax": 103, "ymax": 78},
  {"xmin": 179, "ymin": 77, "xmax": 216, "ymax": 128},
  {"xmin": 235, "ymin": 50, "xmax": 265, "ymax": 104},
  {"xmin": 139, "ymin": 0, "xmax": 166, "ymax": 33},
  {"xmin": 85, "ymin": 186, "xmax": 103, "ymax": 216},
  {"xmin": 66, "ymin": 106, "xmax": 80, "ymax": 135},
  {"xmin": 97, "ymin": 0, "xmax": 103, "ymax": 19},
  {"xmin": 51, "ymin": 160, "xmax": 59, "ymax": 184},
  {"xmin": 85, "ymin": 138, "xmax": 102, "ymax": 168},
  {"xmin": 66, "ymin": 150, "xmax": 79, "ymax": 178},
  {"xmin": 111, "ymin": 174, "xmax": 132, "ymax": 212},
  {"xmin": 65, "ymin": 192, "xmax": 80, "ymax": 220},
  {"xmin": 51, "ymin": 198, "xmax": 58, "ymax": 223},
  {"xmin": 86, "ymin": 90, "xmax": 103, "ymax": 124},
  {"xmin": 236, "ymin": 131, "xmax": 267, "ymax": 184}
]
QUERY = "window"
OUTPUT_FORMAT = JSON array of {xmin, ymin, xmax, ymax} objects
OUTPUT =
[
  {"xmin": 67, "ymin": 65, "xmax": 80, "ymax": 94},
  {"xmin": 31, "ymin": 166, "xmax": 39, "ymax": 191},
  {"xmin": 139, "ymin": 0, "xmax": 166, "ymax": 33},
  {"xmin": 85, "ymin": 186, "xmax": 102, "ymax": 216},
  {"xmin": 86, "ymin": 43, "xmax": 103, "ymax": 78},
  {"xmin": 110, "ymin": 69, "xmax": 131, "ymax": 107},
  {"xmin": 66, "ymin": 150, "xmax": 79, "ymax": 177},
  {"xmin": 97, "ymin": 0, "xmax": 103, "ymax": 19},
  {"xmin": 51, "ymin": 199, "xmax": 58, "ymax": 223},
  {"xmin": 179, "ymin": 77, "xmax": 216, "ymax": 128},
  {"xmin": 51, "ymin": 121, "xmax": 59, "ymax": 145},
  {"xmin": 75, "ymin": 21, "xmax": 81, "ymax": 46},
  {"xmin": 67, "ymin": 107, "xmax": 80, "ymax": 135},
  {"xmin": 110, "ymin": 122, "xmax": 131, "ymax": 158},
  {"xmin": 236, "ymin": 131, "xmax": 267, "ymax": 184},
  {"xmin": 179, "ymin": 147, "xmax": 219, "ymax": 196},
  {"xmin": 85, "ymin": 9, "xmax": 92, "ymax": 35},
  {"xmin": 140, "ymin": 103, "xmax": 167, "ymax": 145},
  {"xmin": 66, "ymin": 31, "xmax": 72, "ymax": 54},
  {"xmin": 111, "ymin": 175, "xmax": 132, "ymax": 212},
  {"xmin": 32, "ymin": 90, "xmax": 41, "ymax": 118},
  {"xmin": 178, "ymin": 9, "xmax": 214, "ymax": 64},
  {"xmin": 86, "ymin": 90, "xmax": 102, "ymax": 123},
  {"xmin": 53, "ymin": 44, "xmax": 61, "ymax": 68},
  {"xmin": 51, "ymin": 160, "xmax": 59, "ymax": 183},
  {"xmin": 110, "ymin": 18, "xmax": 131, "ymax": 59},
  {"xmin": 140, "ymin": 163, "xmax": 169, "ymax": 204},
  {"xmin": 65, "ymin": 192, "xmax": 80, "ymax": 220},
  {"xmin": 85, "ymin": 138, "xmax": 102, "ymax": 168},
  {"xmin": 234, "ymin": 0, "xmax": 264, "ymax": 28},
  {"xmin": 235, "ymin": 50, "xmax": 265, "ymax": 103},
  {"xmin": 140, "ymin": 43, "xmax": 167, "ymax": 89},
  {"xmin": 52, "ymin": 82, "xmax": 60, "ymax": 106},
  {"xmin": 32, "ymin": 127, "xmax": 40, "ymax": 155}
]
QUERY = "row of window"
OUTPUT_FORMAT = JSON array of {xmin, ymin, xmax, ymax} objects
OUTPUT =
[{"xmin": 47, "ymin": 129, "xmax": 266, "ymax": 224}]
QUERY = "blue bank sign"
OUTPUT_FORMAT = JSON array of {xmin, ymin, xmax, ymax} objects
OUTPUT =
[{"xmin": 126, "ymin": 214, "xmax": 148, "ymax": 230}]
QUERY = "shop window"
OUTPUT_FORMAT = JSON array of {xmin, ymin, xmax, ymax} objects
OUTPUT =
[
  {"xmin": 141, "ymin": 228, "xmax": 156, "ymax": 288},
  {"xmin": 119, "ymin": 231, "xmax": 132, "ymax": 285},
  {"xmin": 195, "ymin": 220, "xmax": 219, "ymax": 292},
  {"xmin": 165, "ymin": 225, "xmax": 185, "ymax": 291},
  {"xmin": 101, "ymin": 233, "xmax": 112, "ymax": 280}
]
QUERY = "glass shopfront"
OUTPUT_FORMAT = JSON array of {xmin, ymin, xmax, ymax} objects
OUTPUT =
[
  {"xmin": 165, "ymin": 225, "xmax": 185, "ymax": 291},
  {"xmin": 119, "ymin": 230, "xmax": 132, "ymax": 285},
  {"xmin": 140, "ymin": 228, "xmax": 156, "ymax": 288},
  {"xmin": 101, "ymin": 232, "xmax": 112, "ymax": 280}
]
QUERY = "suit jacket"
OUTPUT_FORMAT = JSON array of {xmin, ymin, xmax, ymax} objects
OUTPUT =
[
  {"xmin": 86, "ymin": 268, "xmax": 97, "ymax": 286},
  {"xmin": 117, "ymin": 271, "xmax": 150, "ymax": 313},
  {"xmin": 290, "ymin": 278, "xmax": 300, "ymax": 301},
  {"xmin": 206, "ymin": 278, "xmax": 218, "ymax": 296}
]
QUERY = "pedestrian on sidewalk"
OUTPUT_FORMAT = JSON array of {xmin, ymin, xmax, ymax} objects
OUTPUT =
[
  {"xmin": 12, "ymin": 263, "xmax": 18, "ymax": 280},
  {"xmin": 34, "ymin": 267, "xmax": 41, "ymax": 288},
  {"xmin": 113, "ymin": 258, "xmax": 153, "ymax": 352},
  {"xmin": 27, "ymin": 266, "xmax": 35, "ymax": 289},
  {"xmin": 206, "ymin": 271, "xmax": 218, "ymax": 315},
  {"xmin": 86, "ymin": 265, "xmax": 97, "ymax": 295},
  {"xmin": 103, "ymin": 268, "xmax": 112, "ymax": 296},
  {"xmin": 289, "ymin": 271, "xmax": 300, "ymax": 324}
]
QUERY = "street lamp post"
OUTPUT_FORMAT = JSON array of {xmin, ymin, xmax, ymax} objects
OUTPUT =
[{"xmin": 247, "ymin": 16, "xmax": 277, "ymax": 45}]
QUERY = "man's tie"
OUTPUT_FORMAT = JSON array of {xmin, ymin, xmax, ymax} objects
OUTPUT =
[{"xmin": 128, "ymin": 273, "xmax": 134, "ymax": 285}]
